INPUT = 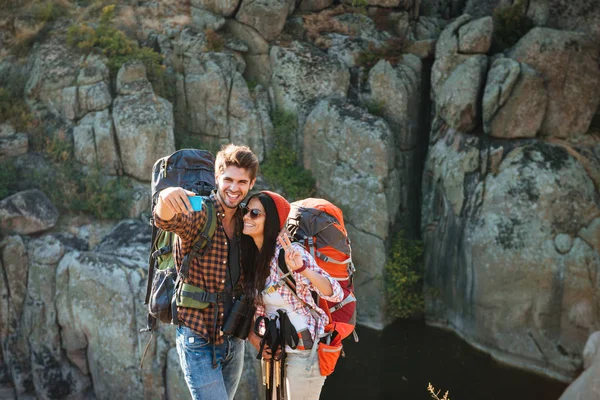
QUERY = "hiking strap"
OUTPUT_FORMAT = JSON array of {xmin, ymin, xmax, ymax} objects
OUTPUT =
[
  {"xmin": 179, "ymin": 200, "xmax": 217, "ymax": 278},
  {"xmin": 275, "ymin": 250, "xmax": 317, "ymax": 313},
  {"xmin": 305, "ymin": 237, "xmax": 355, "ymax": 282},
  {"xmin": 329, "ymin": 293, "xmax": 356, "ymax": 313},
  {"xmin": 144, "ymin": 224, "xmax": 161, "ymax": 306}
]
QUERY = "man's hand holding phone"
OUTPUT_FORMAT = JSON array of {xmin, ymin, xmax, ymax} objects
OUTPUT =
[{"xmin": 158, "ymin": 187, "xmax": 198, "ymax": 215}]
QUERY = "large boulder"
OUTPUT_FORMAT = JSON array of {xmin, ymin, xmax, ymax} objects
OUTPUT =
[
  {"xmin": 112, "ymin": 63, "xmax": 175, "ymax": 181},
  {"xmin": 25, "ymin": 39, "xmax": 79, "ymax": 118},
  {"xmin": 457, "ymin": 16, "xmax": 493, "ymax": 54},
  {"xmin": 431, "ymin": 14, "xmax": 473, "ymax": 98},
  {"xmin": 369, "ymin": 56, "xmax": 422, "ymax": 150},
  {"xmin": 0, "ymin": 235, "xmax": 33, "ymax": 397},
  {"xmin": 0, "ymin": 190, "xmax": 58, "ymax": 235},
  {"xmin": 73, "ymin": 109, "xmax": 121, "ymax": 174},
  {"xmin": 0, "ymin": 124, "xmax": 28, "ymax": 162},
  {"xmin": 559, "ymin": 331, "xmax": 600, "ymax": 400},
  {"xmin": 527, "ymin": 0, "xmax": 600, "ymax": 43},
  {"xmin": 55, "ymin": 221, "xmax": 160, "ymax": 400},
  {"xmin": 183, "ymin": 52, "xmax": 266, "ymax": 160},
  {"xmin": 509, "ymin": 28, "xmax": 600, "ymax": 138},
  {"xmin": 236, "ymin": 0, "xmax": 295, "ymax": 41},
  {"xmin": 225, "ymin": 20, "xmax": 271, "ymax": 86},
  {"xmin": 192, "ymin": 0, "xmax": 239, "ymax": 17},
  {"xmin": 303, "ymin": 99, "xmax": 399, "ymax": 328},
  {"xmin": 482, "ymin": 58, "xmax": 547, "ymax": 139},
  {"xmin": 191, "ymin": 6, "xmax": 226, "ymax": 31},
  {"xmin": 270, "ymin": 41, "xmax": 350, "ymax": 130},
  {"xmin": 24, "ymin": 236, "xmax": 91, "ymax": 399},
  {"xmin": 422, "ymin": 128, "xmax": 600, "ymax": 380},
  {"xmin": 436, "ymin": 55, "xmax": 488, "ymax": 133}
]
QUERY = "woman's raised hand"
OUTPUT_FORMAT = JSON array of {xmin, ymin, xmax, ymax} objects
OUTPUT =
[{"xmin": 278, "ymin": 230, "xmax": 304, "ymax": 272}]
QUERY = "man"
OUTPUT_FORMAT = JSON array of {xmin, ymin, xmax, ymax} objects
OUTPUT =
[{"xmin": 154, "ymin": 144, "xmax": 258, "ymax": 400}]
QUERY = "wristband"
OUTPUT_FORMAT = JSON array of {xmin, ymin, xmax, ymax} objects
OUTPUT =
[{"xmin": 294, "ymin": 264, "xmax": 307, "ymax": 274}]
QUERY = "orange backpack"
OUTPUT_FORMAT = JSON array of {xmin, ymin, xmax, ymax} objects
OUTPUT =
[
  {"xmin": 278, "ymin": 198, "xmax": 358, "ymax": 375},
  {"xmin": 286, "ymin": 198, "xmax": 357, "ymax": 326}
]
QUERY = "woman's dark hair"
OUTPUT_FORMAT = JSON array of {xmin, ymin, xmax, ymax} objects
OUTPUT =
[{"xmin": 241, "ymin": 192, "xmax": 281, "ymax": 305}]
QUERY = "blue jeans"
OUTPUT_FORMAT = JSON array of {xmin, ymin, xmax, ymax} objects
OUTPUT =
[{"xmin": 176, "ymin": 326, "xmax": 244, "ymax": 400}]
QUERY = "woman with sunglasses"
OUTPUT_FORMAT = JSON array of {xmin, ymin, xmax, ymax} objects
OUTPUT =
[{"xmin": 241, "ymin": 191, "xmax": 343, "ymax": 399}]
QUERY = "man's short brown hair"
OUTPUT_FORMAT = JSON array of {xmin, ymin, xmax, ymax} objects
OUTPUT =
[{"xmin": 215, "ymin": 144, "xmax": 259, "ymax": 180}]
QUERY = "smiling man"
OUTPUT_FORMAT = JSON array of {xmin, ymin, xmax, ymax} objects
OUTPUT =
[{"xmin": 153, "ymin": 144, "xmax": 258, "ymax": 400}]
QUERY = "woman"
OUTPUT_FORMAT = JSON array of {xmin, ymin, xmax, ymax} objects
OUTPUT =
[{"xmin": 242, "ymin": 191, "xmax": 343, "ymax": 400}]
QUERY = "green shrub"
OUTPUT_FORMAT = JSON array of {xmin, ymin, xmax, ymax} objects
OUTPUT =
[
  {"xmin": 0, "ymin": 87, "xmax": 33, "ymax": 131},
  {"xmin": 30, "ymin": 161, "xmax": 133, "ymax": 220},
  {"xmin": 385, "ymin": 231, "xmax": 424, "ymax": 319},
  {"xmin": 28, "ymin": 0, "xmax": 72, "ymax": 23},
  {"xmin": 261, "ymin": 110, "xmax": 315, "ymax": 200},
  {"xmin": 26, "ymin": 128, "xmax": 133, "ymax": 220},
  {"xmin": 351, "ymin": 0, "xmax": 368, "ymax": 8},
  {"xmin": 0, "ymin": 161, "xmax": 19, "ymax": 199},
  {"xmin": 67, "ymin": 5, "xmax": 165, "ymax": 91},
  {"xmin": 492, "ymin": 0, "xmax": 534, "ymax": 52},
  {"xmin": 365, "ymin": 99, "xmax": 386, "ymax": 117}
]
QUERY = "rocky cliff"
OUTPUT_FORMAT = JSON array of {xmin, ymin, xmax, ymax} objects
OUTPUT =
[{"xmin": 0, "ymin": 0, "xmax": 599, "ymax": 398}]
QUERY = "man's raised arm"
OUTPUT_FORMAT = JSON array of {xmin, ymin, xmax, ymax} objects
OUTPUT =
[{"xmin": 155, "ymin": 187, "xmax": 197, "ymax": 221}]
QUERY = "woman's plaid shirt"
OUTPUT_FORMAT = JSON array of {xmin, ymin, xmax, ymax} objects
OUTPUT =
[
  {"xmin": 255, "ymin": 242, "xmax": 343, "ymax": 343},
  {"xmin": 154, "ymin": 193, "xmax": 240, "ymax": 345}
]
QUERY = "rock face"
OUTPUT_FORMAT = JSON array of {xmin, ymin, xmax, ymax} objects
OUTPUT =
[
  {"xmin": 457, "ymin": 16, "xmax": 493, "ymax": 54},
  {"xmin": 430, "ymin": 15, "xmax": 492, "ymax": 133},
  {"xmin": 0, "ymin": 220, "xmax": 264, "ymax": 399},
  {"xmin": 236, "ymin": 0, "xmax": 295, "ymax": 41},
  {"xmin": 0, "ymin": 124, "xmax": 28, "ymax": 162},
  {"xmin": 0, "ymin": 190, "xmax": 59, "ymax": 235},
  {"xmin": 270, "ymin": 41, "xmax": 350, "ymax": 132},
  {"xmin": 527, "ymin": 0, "xmax": 600, "ymax": 43},
  {"xmin": 192, "ymin": 0, "xmax": 239, "ymax": 17},
  {"xmin": 113, "ymin": 62, "xmax": 176, "ymax": 181},
  {"xmin": 368, "ymin": 56, "xmax": 423, "ymax": 234},
  {"xmin": 25, "ymin": 39, "xmax": 79, "ymax": 118},
  {"xmin": 482, "ymin": 58, "xmax": 547, "ymax": 139},
  {"xmin": 73, "ymin": 109, "xmax": 120, "ymax": 174},
  {"xmin": 559, "ymin": 331, "xmax": 600, "ymax": 400},
  {"xmin": 303, "ymin": 99, "xmax": 400, "ymax": 328},
  {"xmin": 436, "ymin": 55, "xmax": 488, "ymax": 133},
  {"xmin": 509, "ymin": 28, "xmax": 600, "ymax": 139},
  {"xmin": 181, "ymin": 51, "xmax": 266, "ymax": 161},
  {"xmin": 226, "ymin": 20, "xmax": 271, "ymax": 86},
  {"xmin": 422, "ymin": 127, "xmax": 600, "ymax": 381}
]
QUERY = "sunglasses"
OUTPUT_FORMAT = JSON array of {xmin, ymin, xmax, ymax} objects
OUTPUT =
[{"xmin": 241, "ymin": 207, "xmax": 265, "ymax": 219}]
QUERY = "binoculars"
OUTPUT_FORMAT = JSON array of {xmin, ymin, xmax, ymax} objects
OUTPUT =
[{"xmin": 222, "ymin": 296, "xmax": 256, "ymax": 340}]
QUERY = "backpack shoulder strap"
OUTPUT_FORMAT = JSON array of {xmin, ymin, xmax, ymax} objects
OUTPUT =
[
  {"xmin": 275, "ymin": 250, "xmax": 321, "ymax": 311},
  {"xmin": 179, "ymin": 198, "xmax": 217, "ymax": 278}
]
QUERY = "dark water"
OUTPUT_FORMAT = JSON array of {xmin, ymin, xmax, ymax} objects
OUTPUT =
[{"xmin": 321, "ymin": 319, "xmax": 569, "ymax": 400}]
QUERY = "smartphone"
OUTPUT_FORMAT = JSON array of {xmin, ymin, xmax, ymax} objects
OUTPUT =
[{"xmin": 188, "ymin": 196, "xmax": 203, "ymax": 212}]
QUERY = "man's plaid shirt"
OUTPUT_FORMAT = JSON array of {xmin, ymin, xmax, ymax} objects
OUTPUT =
[
  {"xmin": 255, "ymin": 242, "xmax": 343, "ymax": 343},
  {"xmin": 154, "ymin": 192, "xmax": 241, "ymax": 345}
]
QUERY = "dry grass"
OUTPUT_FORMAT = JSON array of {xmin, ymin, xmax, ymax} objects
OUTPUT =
[
  {"xmin": 302, "ymin": 5, "xmax": 352, "ymax": 42},
  {"xmin": 9, "ymin": 21, "xmax": 44, "ymax": 56},
  {"xmin": 113, "ymin": 5, "xmax": 136, "ymax": 30},
  {"xmin": 164, "ymin": 14, "xmax": 191, "ymax": 29},
  {"xmin": 427, "ymin": 383, "xmax": 451, "ymax": 400}
]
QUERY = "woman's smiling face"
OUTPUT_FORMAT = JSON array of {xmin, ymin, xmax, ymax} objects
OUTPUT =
[{"xmin": 242, "ymin": 197, "xmax": 266, "ymax": 240}]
